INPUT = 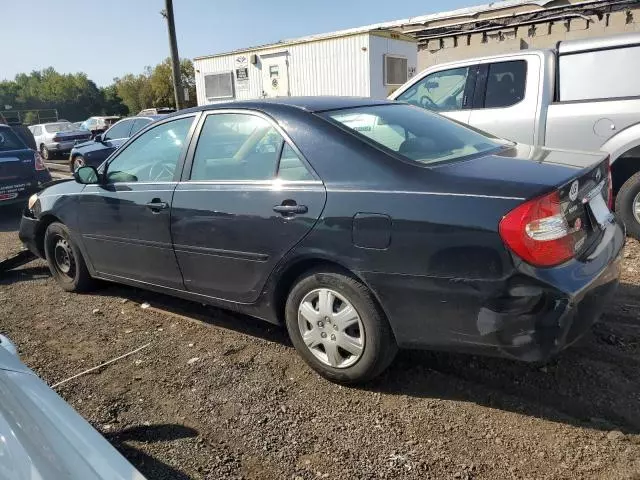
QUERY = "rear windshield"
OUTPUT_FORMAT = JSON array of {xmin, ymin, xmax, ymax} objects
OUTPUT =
[
  {"xmin": 322, "ymin": 104, "xmax": 505, "ymax": 165},
  {"xmin": 0, "ymin": 127, "xmax": 26, "ymax": 152},
  {"xmin": 45, "ymin": 122, "xmax": 74, "ymax": 133}
]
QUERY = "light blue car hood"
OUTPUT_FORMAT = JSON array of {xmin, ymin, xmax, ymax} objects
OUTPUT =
[{"xmin": 0, "ymin": 340, "xmax": 146, "ymax": 480}]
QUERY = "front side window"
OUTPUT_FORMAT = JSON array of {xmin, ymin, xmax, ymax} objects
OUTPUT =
[
  {"xmin": 396, "ymin": 67, "xmax": 469, "ymax": 112},
  {"xmin": 104, "ymin": 120, "xmax": 133, "ymax": 140},
  {"xmin": 323, "ymin": 104, "xmax": 504, "ymax": 165},
  {"xmin": 106, "ymin": 116, "xmax": 194, "ymax": 183},
  {"xmin": 484, "ymin": 60, "xmax": 527, "ymax": 108},
  {"xmin": 0, "ymin": 128, "xmax": 25, "ymax": 152}
]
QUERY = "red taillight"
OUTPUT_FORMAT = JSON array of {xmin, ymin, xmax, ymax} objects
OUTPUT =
[
  {"xmin": 606, "ymin": 157, "xmax": 613, "ymax": 209},
  {"xmin": 53, "ymin": 135, "xmax": 62, "ymax": 142},
  {"xmin": 499, "ymin": 190, "xmax": 574, "ymax": 267},
  {"xmin": 34, "ymin": 151, "xmax": 47, "ymax": 171}
]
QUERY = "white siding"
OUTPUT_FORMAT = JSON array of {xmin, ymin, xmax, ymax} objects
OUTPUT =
[
  {"xmin": 368, "ymin": 34, "xmax": 418, "ymax": 99},
  {"xmin": 194, "ymin": 32, "xmax": 417, "ymax": 105}
]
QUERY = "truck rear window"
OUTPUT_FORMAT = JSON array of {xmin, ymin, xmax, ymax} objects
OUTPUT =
[
  {"xmin": 0, "ymin": 127, "xmax": 26, "ymax": 152},
  {"xmin": 559, "ymin": 45, "xmax": 640, "ymax": 101}
]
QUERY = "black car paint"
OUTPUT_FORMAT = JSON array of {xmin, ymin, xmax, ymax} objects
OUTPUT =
[
  {"xmin": 0, "ymin": 126, "xmax": 51, "ymax": 205},
  {"xmin": 69, "ymin": 115, "xmax": 164, "ymax": 169},
  {"xmin": 19, "ymin": 98, "xmax": 623, "ymax": 361}
]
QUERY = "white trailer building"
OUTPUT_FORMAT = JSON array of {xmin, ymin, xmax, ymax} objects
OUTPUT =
[{"xmin": 193, "ymin": 27, "xmax": 417, "ymax": 105}]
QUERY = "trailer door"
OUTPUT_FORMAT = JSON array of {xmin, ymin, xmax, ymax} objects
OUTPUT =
[{"xmin": 261, "ymin": 53, "xmax": 289, "ymax": 97}]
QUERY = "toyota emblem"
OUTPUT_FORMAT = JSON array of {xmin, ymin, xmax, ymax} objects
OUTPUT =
[{"xmin": 569, "ymin": 180, "xmax": 579, "ymax": 201}]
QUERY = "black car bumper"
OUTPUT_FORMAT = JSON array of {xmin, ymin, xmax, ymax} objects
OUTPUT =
[
  {"xmin": 362, "ymin": 219, "xmax": 624, "ymax": 362},
  {"xmin": 18, "ymin": 213, "xmax": 42, "ymax": 258}
]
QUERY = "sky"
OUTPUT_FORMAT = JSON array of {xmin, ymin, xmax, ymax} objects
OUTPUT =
[{"xmin": 4, "ymin": 0, "xmax": 481, "ymax": 87}]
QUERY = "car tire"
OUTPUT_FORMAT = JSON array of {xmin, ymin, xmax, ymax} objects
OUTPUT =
[
  {"xmin": 285, "ymin": 269, "xmax": 397, "ymax": 384},
  {"xmin": 70, "ymin": 155, "xmax": 86, "ymax": 173},
  {"xmin": 44, "ymin": 222, "xmax": 94, "ymax": 292},
  {"xmin": 40, "ymin": 145, "xmax": 50, "ymax": 161},
  {"xmin": 615, "ymin": 171, "xmax": 640, "ymax": 240}
]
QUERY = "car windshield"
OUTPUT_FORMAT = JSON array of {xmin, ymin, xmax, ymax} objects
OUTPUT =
[
  {"xmin": 45, "ymin": 122, "xmax": 75, "ymax": 133},
  {"xmin": 322, "ymin": 104, "xmax": 506, "ymax": 165},
  {"xmin": 0, "ymin": 127, "xmax": 25, "ymax": 152}
]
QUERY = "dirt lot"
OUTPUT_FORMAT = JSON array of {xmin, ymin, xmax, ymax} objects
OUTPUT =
[{"xmin": 1, "ymin": 204, "xmax": 639, "ymax": 480}]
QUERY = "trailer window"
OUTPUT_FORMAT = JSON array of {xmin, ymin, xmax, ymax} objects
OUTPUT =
[
  {"xmin": 204, "ymin": 72, "xmax": 235, "ymax": 100},
  {"xmin": 559, "ymin": 46, "xmax": 640, "ymax": 101},
  {"xmin": 384, "ymin": 55, "xmax": 408, "ymax": 86}
]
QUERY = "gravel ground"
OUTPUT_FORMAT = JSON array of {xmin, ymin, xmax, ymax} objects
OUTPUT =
[{"xmin": 1, "ymin": 204, "xmax": 639, "ymax": 480}]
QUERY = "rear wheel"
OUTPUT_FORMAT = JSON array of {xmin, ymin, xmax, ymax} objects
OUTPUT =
[
  {"xmin": 285, "ymin": 269, "xmax": 397, "ymax": 384},
  {"xmin": 44, "ymin": 222, "xmax": 94, "ymax": 292},
  {"xmin": 615, "ymin": 171, "xmax": 640, "ymax": 240},
  {"xmin": 71, "ymin": 155, "xmax": 85, "ymax": 172}
]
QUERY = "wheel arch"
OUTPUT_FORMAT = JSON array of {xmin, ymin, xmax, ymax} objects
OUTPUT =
[
  {"xmin": 34, "ymin": 213, "xmax": 62, "ymax": 257},
  {"xmin": 270, "ymin": 255, "xmax": 393, "ymax": 336}
]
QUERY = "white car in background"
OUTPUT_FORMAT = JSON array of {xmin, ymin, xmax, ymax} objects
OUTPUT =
[{"xmin": 28, "ymin": 121, "xmax": 92, "ymax": 160}]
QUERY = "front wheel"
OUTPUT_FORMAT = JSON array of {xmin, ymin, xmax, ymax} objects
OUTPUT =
[
  {"xmin": 70, "ymin": 155, "xmax": 86, "ymax": 172},
  {"xmin": 615, "ymin": 171, "xmax": 640, "ymax": 240},
  {"xmin": 44, "ymin": 222, "xmax": 94, "ymax": 292},
  {"xmin": 285, "ymin": 270, "xmax": 397, "ymax": 384}
]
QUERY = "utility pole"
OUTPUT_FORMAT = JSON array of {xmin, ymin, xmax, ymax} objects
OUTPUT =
[{"xmin": 161, "ymin": 0, "xmax": 184, "ymax": 110}]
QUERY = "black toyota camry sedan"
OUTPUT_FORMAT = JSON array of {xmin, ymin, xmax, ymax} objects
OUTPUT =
[{"xmin": 19, "ymin": 97, "xmax": 623, "ymax": 383}]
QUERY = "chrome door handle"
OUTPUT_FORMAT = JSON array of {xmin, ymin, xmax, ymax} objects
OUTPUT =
[
  {"xmin": 146, "ymin": 200, "xmax": 168, "ymax": 212},
  {"xmin": 273, "ymin": 204, "xmax": 308, "ymax": 216}
]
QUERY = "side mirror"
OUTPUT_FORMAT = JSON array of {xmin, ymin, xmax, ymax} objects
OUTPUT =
[
  {"xmin": 94, "ymin": 134, "xmax": 104, "ymax": 143},
  {"xmin": 74, "ymin": 165, "xmax": 100, "ymax": 185}
]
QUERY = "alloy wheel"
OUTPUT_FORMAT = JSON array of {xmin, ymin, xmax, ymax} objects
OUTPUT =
[
  {"xmin": 633, "ymin": 192, "xmax": 640, "ymax": 225},
  {"xmin": 297, "ymin": 288, "xmax": 365, "ymax": 368}
]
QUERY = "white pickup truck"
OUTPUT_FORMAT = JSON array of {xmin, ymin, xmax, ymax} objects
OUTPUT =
[{"xmin": 390, "ymin": 32, "xmax": 640, "ymax": 239}]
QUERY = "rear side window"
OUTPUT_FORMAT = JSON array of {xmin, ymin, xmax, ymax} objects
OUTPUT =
[
  {"xmin": 130, "ymin": 118, "xmax": 152, "ymax": 135},
  {"xmin": 0, "ymin": 128, "xmax": 26, "ymax": 152},
  {"xmin": 559, "ymin": 46, "xmax": 640, "ymax": 101},
  {"xmin": 323, "ymin": 104, "xmax": 504, "ymax": 165},
  {"xmin": 483, "ymin": 60, "xmax": 527, "ymax": 108},
  {"xmin": 104, "ymin": 120, "xmax": 133, "ymax": 140}
]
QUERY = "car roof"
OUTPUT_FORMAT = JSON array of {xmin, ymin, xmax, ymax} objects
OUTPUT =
[{"xmin": 177, "ymin": 96, "xmax": 396, "ymax": 115}]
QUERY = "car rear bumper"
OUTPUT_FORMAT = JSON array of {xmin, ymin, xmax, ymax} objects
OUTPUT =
[
  {"xmin": 361, "ymin": 219, "xmax": 624, "ymax": 362},
  {"xmin": 0, "ymin": 172, "xmax": 51, "ymax": 206},
  {"xmin": 46, "ymin": 141, "xmax": 83, "ymax": 152}
]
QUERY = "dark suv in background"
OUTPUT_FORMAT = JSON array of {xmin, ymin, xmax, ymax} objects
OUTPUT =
[
  {"xmin": 0, "ymin": 124, "xmax": 51, "ymax": 205},
  {"xmin": 69, "ymin": 115, "xmax": 165, "ymax": 171}
]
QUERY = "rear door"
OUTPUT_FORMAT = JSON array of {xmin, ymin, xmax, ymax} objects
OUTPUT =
[
  {"xmin": 392, "ymin": 65, "xmax": 476, "ymax": 124},
  {"xmin": 171, "ymin": 110, "xmax": 326, "ymax": 303},
  {"xmin": 467, "ymin": 56, "xmax": 539, "ymax": 144}
]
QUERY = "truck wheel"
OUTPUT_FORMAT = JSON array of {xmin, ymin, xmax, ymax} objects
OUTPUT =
[
  {"xmin": 285, "ymin": 269, "xmax": 397, "ymax": 384},
  {"xmin": 615, "ymin": 171, "xmax": 640, "ymax": 240}
]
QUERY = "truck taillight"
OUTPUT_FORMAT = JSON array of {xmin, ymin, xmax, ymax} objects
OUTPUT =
[
  {"xmin": 34, "ymin": 151, "xmax": 47, "ymax": 171},
  {"xmin": 606, "ymin": 157, "xmax": 613, "ymax": 209},
  {"xmin": 499, "ymin": 190, "xmax": 574, "ymax": 267}
]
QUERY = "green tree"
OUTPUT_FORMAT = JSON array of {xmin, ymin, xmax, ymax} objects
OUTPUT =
[{"xmin": 149, "ymin": 58, "xmax": 197, "ymax": 108}]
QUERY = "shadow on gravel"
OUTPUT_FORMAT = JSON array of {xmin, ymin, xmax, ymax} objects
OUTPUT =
[
  {"xmin": 105, "ymin": 424, "xmax": 198, "ymax": 480},
  {"xmin": 0, "ymin": 265, "xmax": 49, "ymax": 284},
  {"xmin": 95, "ymin": 283, "xmax": 290, "ymax": 346},
  {"xmin": 368, "ymin": 286, "xmax": 640, "ymax": 435},
  {"xmin": 0, "ymin": 204, "xmax": 24, "ymax": 233}
]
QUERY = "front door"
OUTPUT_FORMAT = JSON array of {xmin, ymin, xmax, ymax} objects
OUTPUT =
[
  {"xmin": 171, "ymin": 111, "xmax": 326, "ymax": 303},
  {"xmin": 77, "ymin": 115, "xmax": 197, "ymax": 289},
  {"xmin": 261, "ymin": 53, "xmax": 289, "ymax": 98}
]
